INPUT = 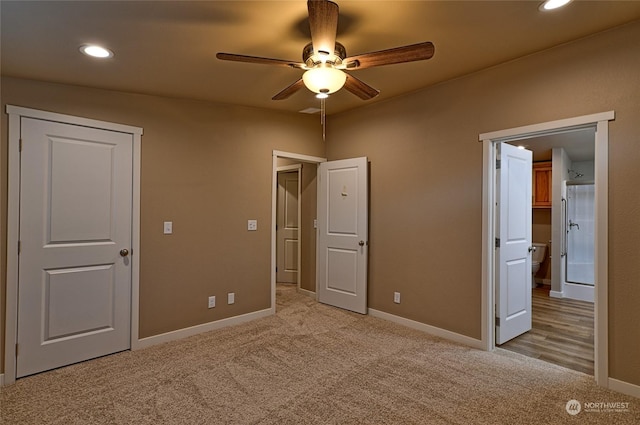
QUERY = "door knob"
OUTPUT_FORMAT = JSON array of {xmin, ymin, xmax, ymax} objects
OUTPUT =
[
  {"xmin": 528, "ymin": 246, "xmax": 536, "ymax": 253},
  {"xmin": 120, "ymin": 249, "xmax": 129, "ymax": 257},
  {"xmin": 359, "ymin": 240, "xmax": 365, "ymax": 247}
]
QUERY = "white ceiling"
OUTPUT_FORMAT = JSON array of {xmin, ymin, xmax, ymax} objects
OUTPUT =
[
  {"xmin": 508, "ymin": 127, "xmax": 595, "ymax": 162},
  {"xmin": 2, "ymin": 1, "xmax": 640, "ymax": 115}
]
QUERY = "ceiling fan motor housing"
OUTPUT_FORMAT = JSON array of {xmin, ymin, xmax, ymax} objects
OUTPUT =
[{"xmin": 303, "ymin": 42, "xmax": 347, "ymax": 67}]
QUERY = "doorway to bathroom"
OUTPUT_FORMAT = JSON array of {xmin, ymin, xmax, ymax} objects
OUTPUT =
[
  {"xmin": 480, "ymin": 111, "xmax": 613, "ymax": 385},
  {"xmin": 499, "ymin": 133, "xmax": 597, "ymax": 374}
]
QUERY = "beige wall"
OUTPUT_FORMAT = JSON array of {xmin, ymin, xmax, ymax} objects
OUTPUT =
[
  {"xmin": 2, "ymin": 21, "xmax": 640, "ymax": 388},
  {"xmin": 328, "ymin": 21, "xmax": 640, "ymax": 385},
  {"xmin": 0, "ymin": 78, "xmax": 324, "ymax": 371}
]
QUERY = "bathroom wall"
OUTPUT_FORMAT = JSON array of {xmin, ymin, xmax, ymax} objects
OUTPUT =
[{"xmin": 571, "ymin": 160, "xmax": 595, "ymax": 182}]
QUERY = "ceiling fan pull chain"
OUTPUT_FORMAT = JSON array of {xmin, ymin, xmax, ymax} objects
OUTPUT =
[{"xmin": 321, "ymin": 97, "xmax": 326, "ymax": 142}]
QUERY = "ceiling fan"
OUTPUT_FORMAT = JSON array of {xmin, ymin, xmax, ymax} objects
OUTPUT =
[{"xmin": 216, "ymin": 0, "xmax": 435, "ymax": 101}]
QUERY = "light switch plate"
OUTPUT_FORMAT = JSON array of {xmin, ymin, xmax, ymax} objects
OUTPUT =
[
  {"xmin": 163, "ymin": 221, "xmax": 173, "ymax": 234},
  {"xmin": 228, "ymin": 292, "xmax": 235, "ymax": 305},
  {"xmin": 248, "ymin": 220, "xmax": 257, "ymax": 231},
  {"xmin": 208, "ymin": 296, "xmax": 216, "ymax": 309}
]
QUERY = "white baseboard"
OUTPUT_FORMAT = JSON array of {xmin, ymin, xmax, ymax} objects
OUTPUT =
[
  {"xmin": 134, "ymin": 308, "xmax": 273, "ymax": 350},
  {"xmin": 298, "ymin": 288, "xmax": 316, "ymax": 299},
  {"xmin": 564, "ymin": 282, "xmax": 594, "ymax": 302},
  {"xmin": 550, "ymin": 290, "xmax": 564, "ymax": 299},
  {"xmin": 368, "ymin": 308, "xmax": 484, "ymax": 350},
  {"xmin": 608, "ymin": 378, "xmax": 640, "ymax": 399}
]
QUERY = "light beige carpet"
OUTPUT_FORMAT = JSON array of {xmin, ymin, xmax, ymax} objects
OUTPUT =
[{"xmin": 1, "ymin": 284, "xmax": 637, "ymax": 424}]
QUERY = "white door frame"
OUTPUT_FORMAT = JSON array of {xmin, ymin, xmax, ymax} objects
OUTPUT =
[
  {"xmin": 271, "ymin": 150, "xmax": 326, "ymax": 312},
  {"xmin": 480, "ymin": 111, "xmax": 613, "ymax": 387},
  {"xmin": 276, "ymin": 164, "xmax": 302, "ymax": 285},
  {"xmin": 3, "ymin": 106, "xmax": 142, "ymax": 386}
]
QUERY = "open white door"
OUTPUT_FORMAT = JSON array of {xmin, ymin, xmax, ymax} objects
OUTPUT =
[
  {"xmin": 317, "ymin": 157, "xmax": 368, "ymax": 314},
  {"xmin": 276, "ymin": 170, "xmax": 299, "ymax": 283},
  {"xmin": 496, "ymin": 143, "xmax": 533, "ymax": 344},
  {"xmin": 17, "ymin": 117, "xmax": 133, "ymax": 377}
]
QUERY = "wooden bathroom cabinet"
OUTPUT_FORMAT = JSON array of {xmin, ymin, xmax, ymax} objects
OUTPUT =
[{"xmin": 533, "ymin": 161, "xmax": 552, "ymax": 208}]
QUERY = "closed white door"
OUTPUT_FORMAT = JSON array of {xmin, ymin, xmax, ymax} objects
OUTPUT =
[
  {"xmin": 496, "ymin": 143, "xmax": 533, "ymax": 345},
  {"xmin": 276, "ymin": 171, "xmax": 299, "ymax": 283},
  {"xmin": 317, "ymin": 157, "xmax": 368, "ymax": 314},
  {"xmin": 17, "ymin": 117, "xmax": 133, "ymax": 377}
]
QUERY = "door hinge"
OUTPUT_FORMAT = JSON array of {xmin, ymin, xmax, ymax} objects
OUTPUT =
[
  {"xmin": 19, "ymin": 138, "xmax": 23, "ymax": 152},
  {"xmin": 495, "ymin": 317, "xmax": 500, "ymax": 327},
  {"xmin": 496, "ymin": 159, "xmax": 501, "ymax": 169},
  {"xmin": 495, "ymin": 237, "xmax": 500, "ymax": 248}
]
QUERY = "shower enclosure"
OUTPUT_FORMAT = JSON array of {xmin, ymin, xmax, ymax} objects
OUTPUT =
[{"xmin": 564, "ymin": 183, "xmax": 595, "ymax": 286}]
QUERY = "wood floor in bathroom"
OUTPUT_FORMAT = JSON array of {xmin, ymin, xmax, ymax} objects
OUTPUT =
[{"xmin": 500, "ymin": 286, "xmax": 594, "ymax": 375}]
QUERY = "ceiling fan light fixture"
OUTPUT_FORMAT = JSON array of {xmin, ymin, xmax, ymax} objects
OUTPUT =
[
  {"xmin": 302, "ymin": 65, "xmax": 347, "ymax": 95},
  {"xmin": 539, "ymin": 0, "xmax": 572, "ymax": 11}
]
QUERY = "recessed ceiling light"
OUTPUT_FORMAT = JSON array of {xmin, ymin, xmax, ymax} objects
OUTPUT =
[
  {"xmin": 539, "ymin": 0, "xmax": 572, "ymax": 11},
  {"xmin": 79, "ymin": 44, "xmax": 114, "ymax": 58}
]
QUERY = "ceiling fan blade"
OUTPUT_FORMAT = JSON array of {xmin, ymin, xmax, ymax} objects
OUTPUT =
[
  {"xmin": 216, "ymin": 52, "xmax": 304, "ymax": 69},
  {"xmin": 344, "ymin": 74, "xmax": 380, "ymax": 100},
  {"xmin": 343, "ymin": 41, "xmax": 435, "ymax": 70},
  {"xmin": 308, "ymin": 0, "xmax": 339, "ymax": 57},
  {"xmin": 272, "ymin": 79, "xmax": 306, "ymax": 100}
]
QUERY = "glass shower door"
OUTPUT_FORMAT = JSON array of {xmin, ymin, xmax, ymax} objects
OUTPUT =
[{"xmin": 565, "ymin": 183, "xmax": 595, "ymax": 285}]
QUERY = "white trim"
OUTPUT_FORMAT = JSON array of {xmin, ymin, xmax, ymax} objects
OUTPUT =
[
  {"xmin": 298, "ymin": 287, "xmax": 317, "ymax": 300},
  {"xmin": 480, "ymin": 140, "xmax": 495, "ymax": 352},
  {"xmin": 479, "ymin": 111, "xmax": 614, "ymax": 142},
  {"xmin": 563, "ymin": 283, "xmax": 594, "ymax": 303},
  {"xmin": 480, "ymin": 111, "xmax": 613, "ymax": 389},
  {"xmin": 549, "ymin": 290, "xmax": 564, "ymax": 299},
  {"xmin": 130, "ymin": 131, "xmax": 142, "ymax": 350},
  {"xmin": 6, "ymin": 105, "xmax": 143, "ymax": 135},
  {"xmin": 273, "ymin": 150, "xmax": 326, "ymax": 164},
  {"xmin": 4, "ymin": 111, "xmax": 21, "ymax": 386},
  {"xmin": 271, "ymin": 151, "xmax": 326, "ymax": 314},
  {"xmin": 369, "ymin": 309, "xmax": 485, "ymax": 350},
  {"xmin": 135, "ymin": 308, "xmax": 272, "ymax": 350},
  {"xmin": 3, "ymin": 106, "xmax": 142, "ymax": 385},
  {"xmin": 594, "ymin": 119, "xmax": 609, "ymax": 386},
  {"xmin": 277, "ymin": 164, "xmax": 302, "ymax": 173},
  {"xmin": 608, "ymin": 378, "xmax": 640, "ymax": 399}
]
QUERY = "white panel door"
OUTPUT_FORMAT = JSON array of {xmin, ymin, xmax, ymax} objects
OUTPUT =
[
  {"xmin": 17, "ymin": 117, "xmax": 133, "ymax": 377},
  {"xmin": 276, "ymin": 171, "xmax": 299, "ymax": 283},
  {"xmin": 496, "ymin": 143, "xmax": 533, "ymax": 345},
  {"xmin": 317, "ymin": 157, "xmax": 368, "ymax": 314}
]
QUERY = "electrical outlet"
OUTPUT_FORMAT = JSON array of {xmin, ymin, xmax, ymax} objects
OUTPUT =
[
  {"xmin": 208, "ymin": 296, "xmax": 216, "ymax": 309},
  {"xmin": 393, "ymin": 292, "xmax": 401, "ymax": 304},
  {"xmin": 228, "ymin": 292, "xmax": 235, "ymax": 305},
  {"xmin": 248, "ymin": 220, "xmax": 257, "ymax": 231}
]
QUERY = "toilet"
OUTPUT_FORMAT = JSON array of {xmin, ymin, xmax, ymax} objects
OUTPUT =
[{"xmin": 531, "ymin": 242, "xmax": 547, "ymax": 288}]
